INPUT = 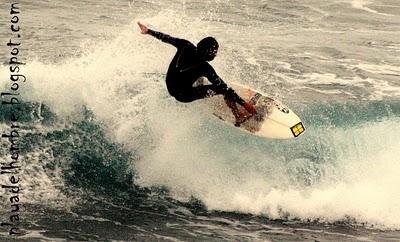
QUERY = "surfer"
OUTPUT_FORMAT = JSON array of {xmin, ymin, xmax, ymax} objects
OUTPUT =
[{"xmin": 137, "ymin": 22, "xmax": 257, "ymax": 123}]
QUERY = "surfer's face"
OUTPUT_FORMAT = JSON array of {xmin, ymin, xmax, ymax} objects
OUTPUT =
[
  {"xmin": 197, "ymin": 37, "xmax": 219, "ymax": 61},
  {"xmin": 203, "ymin": 47, "xmax": 218, "ymax": 61}
]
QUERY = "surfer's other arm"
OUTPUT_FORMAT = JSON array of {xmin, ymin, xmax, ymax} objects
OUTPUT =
[
  {"xmin": 137, "ymin": 22, "xmax": 188, "ymax": 48},
  {"xmin": 204, "ymin": 64, "xmax": 256, "ymax": 114}
]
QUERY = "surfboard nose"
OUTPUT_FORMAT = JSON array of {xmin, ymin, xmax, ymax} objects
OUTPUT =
[{"xmin": 290, "ymin": 122, "xmax": 306, "ymax": 137}]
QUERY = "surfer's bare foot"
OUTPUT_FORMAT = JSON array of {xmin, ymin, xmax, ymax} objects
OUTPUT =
[
  {"xmin": 243, "ymin": 102, "xmax": 257, "ymax": 115},
  {"xmin": 225, "ymin": 98, "xmax": 253, "ymax": 125},
  {"xmin": 234, "ymin": 111, "xmax": 252, "ymax": 124}
]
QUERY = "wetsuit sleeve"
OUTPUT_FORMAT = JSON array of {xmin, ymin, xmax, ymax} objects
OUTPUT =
[
  {"xmin": 204, "ymin": 64, "xmax": 246, "ymax": 106},
  {"xmin": 148, "ymin": 29, "xmax": 189, "ymax": 48}
]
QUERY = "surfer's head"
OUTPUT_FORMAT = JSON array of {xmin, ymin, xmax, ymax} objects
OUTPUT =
[{"xmin": 197, "ymin": 37, "xmax": 219, "ymax": 61}]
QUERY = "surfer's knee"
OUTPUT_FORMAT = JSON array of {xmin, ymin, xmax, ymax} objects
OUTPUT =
[{"xmin": 173, "ymin": 93, "xmax": 194, "ymax": 103}]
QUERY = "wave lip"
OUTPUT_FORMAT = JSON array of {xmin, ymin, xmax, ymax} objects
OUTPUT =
[{"xmin": 351, "ymin": 0, "xmax": 393, "ymax": 16}]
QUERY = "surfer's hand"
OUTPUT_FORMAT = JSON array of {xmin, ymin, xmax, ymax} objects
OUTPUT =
[
  {"xmin": 137, "ymin": 21, "xmax": 149, "ymax": 34},
  {"xmin": 244, "ymin": 102, "xmax": 257, "ymax": 114}
]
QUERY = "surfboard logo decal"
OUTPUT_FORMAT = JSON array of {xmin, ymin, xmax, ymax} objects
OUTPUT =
[
  {"xmin": 290, "ymin": 122, "xmax": 305, "ymax": 137},
  {"xmin": 249, "ymin": 93, "xmax": 262, "ymax": 105},
  {"xmin": 274, "ymin": 101, "xmax": 290, "ymax": 114}
]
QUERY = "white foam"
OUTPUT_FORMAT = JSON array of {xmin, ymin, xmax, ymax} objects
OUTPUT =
[
  {"xmin": 298, "ymin": 72, "xmax": 400, "ymax": 99},
  {"xmin": 350, "ymin": 0, "xmax": 393, "ymax": 16},
  {"xmin": 351, "ymin": 0, "xmax": 378, "ymax": 14},
  {"xmin": 137, "ymin": 117, "xmax": 400, "ymax": 228},
  {"xmin": 357, "ymin": 63, "xmax": 400, "ymax": 76}
]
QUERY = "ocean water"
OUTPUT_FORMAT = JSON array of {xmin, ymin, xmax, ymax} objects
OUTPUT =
[{"xmin": 0, "ymin": 0, "xmax": 399, "ymax": 241}]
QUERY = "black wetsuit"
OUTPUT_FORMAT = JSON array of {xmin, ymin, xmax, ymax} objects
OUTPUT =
[{"xmin": 148, "ymin": 29, "xmax": 245, "ymax": 106}]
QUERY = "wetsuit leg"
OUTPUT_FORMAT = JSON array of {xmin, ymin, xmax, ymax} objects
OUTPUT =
[
  {"xmin": 173, "ymin": 84, "xmax": 252, "ymax": 125},
  {"xmin": 173, "ymin": 85, "xmax": 221, "ymax": 103}
]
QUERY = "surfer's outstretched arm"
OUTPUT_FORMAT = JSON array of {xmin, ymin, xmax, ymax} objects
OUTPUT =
[{"xmin": 137, "ymin": 21, "xmax": 189, "ymax": 48}]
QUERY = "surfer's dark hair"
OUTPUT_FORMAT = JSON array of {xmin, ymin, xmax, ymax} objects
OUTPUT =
[{"xmin": 197, "ymin": 37, "xmax": 219, "ymax": 61}]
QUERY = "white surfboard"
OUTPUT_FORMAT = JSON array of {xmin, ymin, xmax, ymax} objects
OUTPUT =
[{"xmin": 208, "ymin": 82, "xmax": 305, "ymax": 139}]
